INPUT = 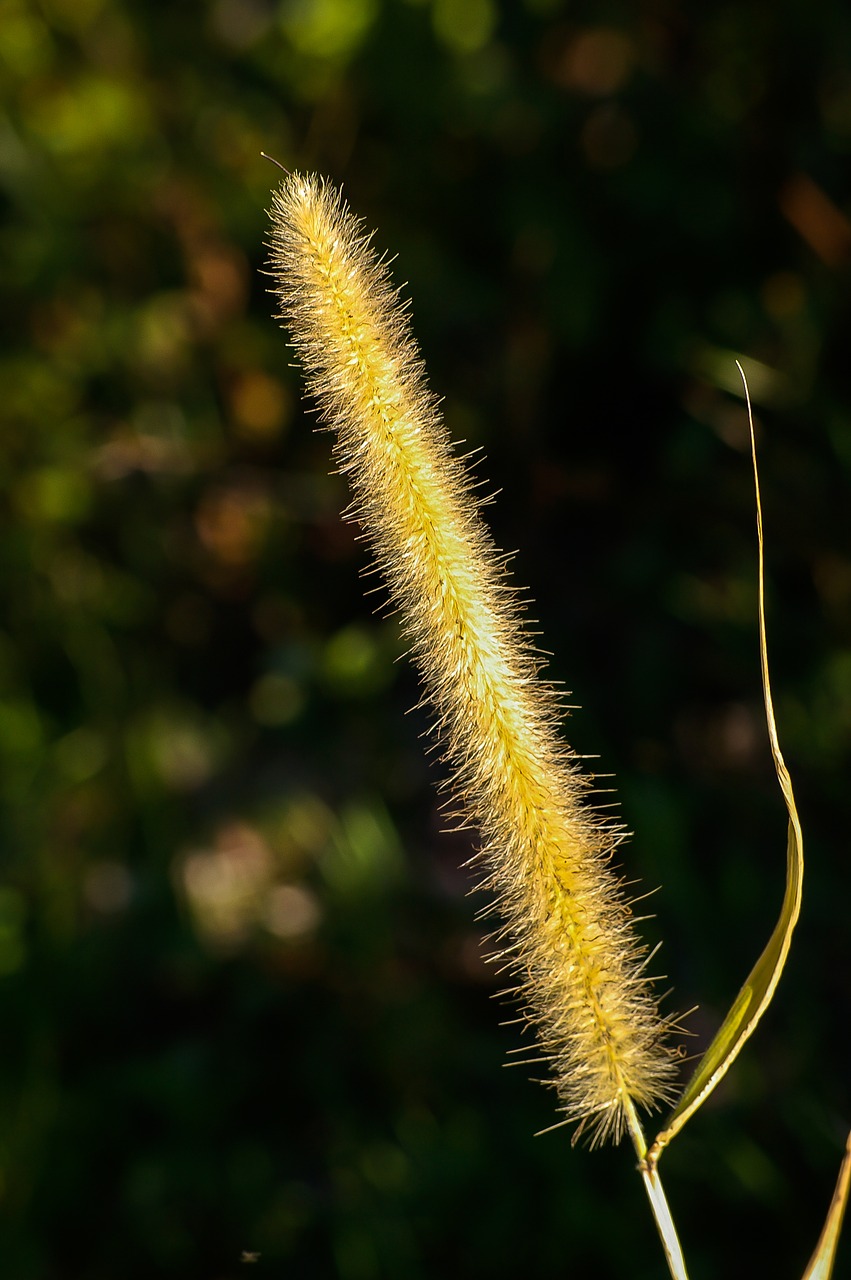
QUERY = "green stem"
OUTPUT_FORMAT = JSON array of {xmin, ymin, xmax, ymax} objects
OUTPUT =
[{"xmin": 623, "ymin": 1097, "xmax": 690, "ymax": 1280}]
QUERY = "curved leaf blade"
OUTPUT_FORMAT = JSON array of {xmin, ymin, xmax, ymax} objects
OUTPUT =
[
  {"xmin": 801, "ymin": 1131, "xmax": 851, "ymax": 1280},
  {"xmin": 649, "ymin": 365, "xmax": 804, "ymax": 1161}
]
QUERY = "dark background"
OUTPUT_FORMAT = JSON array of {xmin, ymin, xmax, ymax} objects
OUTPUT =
[{"xmin": 1, "ymin": 1, "xmax": 850, "ymax": 1277}]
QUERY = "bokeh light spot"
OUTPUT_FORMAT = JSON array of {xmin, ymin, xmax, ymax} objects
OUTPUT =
[
  {"xmin": 279, "ymin": 0, "xmax": 378, "ymax": 60},
  {"xmin": 250, "ymin": 672, "xmax": 305, "ymax": 725},
  {"xmin": 432, "ymin": 0, "xmax": 495, "ymax": 54}
]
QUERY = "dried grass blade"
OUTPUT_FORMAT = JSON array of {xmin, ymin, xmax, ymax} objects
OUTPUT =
[
  {"xmin": 800, "ymin": 1131, "xmax": 851, "ymax": 1280},
  {"xmin": 649, "ymin": 363, "xmax": 804, "ymax": 1161}
]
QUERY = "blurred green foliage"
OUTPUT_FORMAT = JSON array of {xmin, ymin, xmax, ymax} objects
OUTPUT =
[{"xmin": 1, "ymin": 0, "xmax": 850, "ymax": 1276}]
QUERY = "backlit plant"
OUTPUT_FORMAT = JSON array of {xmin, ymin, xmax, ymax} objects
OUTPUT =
[{"xmin": 265, "ymin": 163, "xmax": 850, "ymax": 1279}]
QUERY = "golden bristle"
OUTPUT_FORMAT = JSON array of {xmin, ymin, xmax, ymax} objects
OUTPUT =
[{"xmin": 267, "ymin": 172, "xmax": 678, "ymax": 1144}]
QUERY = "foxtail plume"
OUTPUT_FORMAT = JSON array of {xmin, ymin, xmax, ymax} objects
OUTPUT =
[{"xmin": 267, "ymin": 171, "xmax": 677, "ymax": 1144}]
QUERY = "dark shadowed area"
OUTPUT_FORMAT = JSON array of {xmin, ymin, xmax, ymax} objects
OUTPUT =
[{"xmin": 1, "ymin": 2, "xmax": 850, "ymax": 1277}]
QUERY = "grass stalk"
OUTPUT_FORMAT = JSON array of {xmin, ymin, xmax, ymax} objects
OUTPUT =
[
  {"xmin": 267, "ymin": 165, "xmax": 683, "ymax": 1267},
  {"xmin": 624, "ymin": 1096, "xmax": 690, "ymax": 1280}
]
